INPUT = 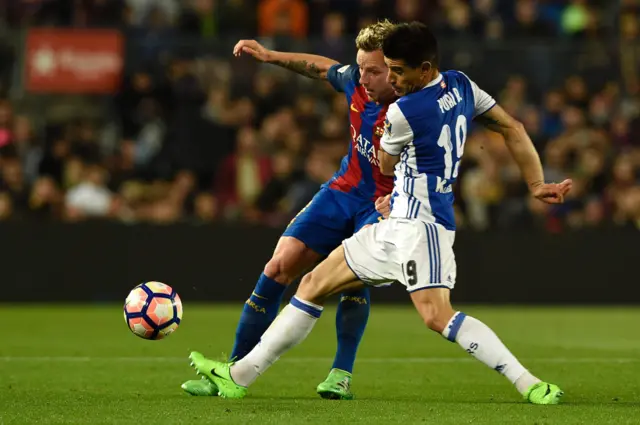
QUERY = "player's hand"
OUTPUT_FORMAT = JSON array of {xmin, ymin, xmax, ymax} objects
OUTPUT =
[
  {"xmin": 531, "ymin": 179, "xmax": 573, "ymax": 204},
  {"xmin": 233, "ymin": 40, "xmax": 273, "ymax": 62},
  {"xmin": 375, "ymin": 194, "xmax": 391, "ymax": 219}
]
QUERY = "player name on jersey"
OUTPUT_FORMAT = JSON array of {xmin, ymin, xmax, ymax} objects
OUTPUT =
[
  {"xmin": 437, "ymin": 88, "xmax": 464, "ymax": 113},
  {"xmin": 381, "ymin": 71, "xmax": 496, "ymax": 230}
]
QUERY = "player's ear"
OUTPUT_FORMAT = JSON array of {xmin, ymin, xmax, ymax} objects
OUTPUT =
[{"xmin": 421, "ymin": 61, "xmax": 432, "ymax": 75}]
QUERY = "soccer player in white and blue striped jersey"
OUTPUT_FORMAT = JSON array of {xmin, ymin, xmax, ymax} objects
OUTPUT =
[{"xmin": 189, "ymin": 22, "xmax": 572, "ymax": 404}]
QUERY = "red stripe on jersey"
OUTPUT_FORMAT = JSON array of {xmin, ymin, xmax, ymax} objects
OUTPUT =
[
  {"xmin": 329, "ymin": 140, "xmax": 362, "ymax": 193},
  {"xmin": 371, "ymin": 105, "xmax": 394, "ymax": 198}
]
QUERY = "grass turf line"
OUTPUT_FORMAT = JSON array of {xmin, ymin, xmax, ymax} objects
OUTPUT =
[{"xmin": 1, "ymin": 305, "xmax": 639, "ymax": 424}]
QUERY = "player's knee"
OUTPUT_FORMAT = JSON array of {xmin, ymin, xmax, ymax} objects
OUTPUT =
[
  {"xmin": 263, "ymin": 255, "xmax": 296, "ymax": 285},
  {"xmin": 296, "ymin": 272, "xmax": 327, "ymax": 304},
  {"xmin": 420, "ymin": 303, "xmax": 451, "ymax": 333},
  {"xmin": 265, "ymin": 238, "xmax": 318, "ymax": 284}
]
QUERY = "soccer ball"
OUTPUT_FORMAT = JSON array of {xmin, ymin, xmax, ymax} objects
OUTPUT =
[{"xmin": 123, "ymin": 281, "xmax": 183, "ymax": 340}]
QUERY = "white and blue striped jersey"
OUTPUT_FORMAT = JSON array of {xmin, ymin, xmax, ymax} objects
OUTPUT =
[{"xmin": 380, "ymin": 70, "xmax": 496, "ymax": 230}]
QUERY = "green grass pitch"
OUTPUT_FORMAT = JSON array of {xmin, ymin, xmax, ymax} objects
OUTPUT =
[{"xmin": 1, "ymin": 304, "xmax": 639, "ymax": 424}]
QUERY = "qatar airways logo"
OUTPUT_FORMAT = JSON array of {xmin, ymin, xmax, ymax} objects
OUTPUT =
[{"xmin": 351, "ymin": 125, "xmax": 379, "ymax": 166}]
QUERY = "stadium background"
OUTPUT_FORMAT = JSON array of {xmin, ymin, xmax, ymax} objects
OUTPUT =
[
  {"xmin": 1, "ymin": 2, "xmax": 640, "ymax": 424},
  {"xmin": 0, "ymin": 0, "xmax": 638, "ymax": 304}
]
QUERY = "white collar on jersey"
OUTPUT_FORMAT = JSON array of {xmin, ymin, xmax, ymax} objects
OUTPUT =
[{"xmin": 422, "ymin": 73, "xmax": 443, "ymax": 90}]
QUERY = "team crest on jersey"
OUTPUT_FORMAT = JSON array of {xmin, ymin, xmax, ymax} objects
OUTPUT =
[
  {"xmin": 384, "ymin": 117, "xmax": 392, "ymax": 136},
  {"xmin": 375, "ymin": 125, "xmax": 385, "ymax": 137},
  {"xmin": 440, "ymin": 80, "xmax": 447, "ymax": 89}
]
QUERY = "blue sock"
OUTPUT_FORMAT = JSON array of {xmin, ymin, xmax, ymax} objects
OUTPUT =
[
  {"xmin": 230, "ymin": 273, "xmax": 287, "ymax": 361},
  {"xmin": 332, "ymin": 286, "xmax": 370, "ymax": 373}
]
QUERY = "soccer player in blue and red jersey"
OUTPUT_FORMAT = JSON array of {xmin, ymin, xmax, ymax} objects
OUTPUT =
[
  {"xmin": 181, "ymin": 21, "xmax": 398, "ymax": 400},
  {"xmin": 188, "ymin": 21, "xmax": 571, "ymax": 404}
]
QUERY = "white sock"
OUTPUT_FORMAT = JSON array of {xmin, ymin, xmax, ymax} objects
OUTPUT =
[
  {"xmin": 442, "ymin": 312, "xmax": 541, "ymax": 395},
  {"xmin": 230, "ymin": 297, "xmax": 323, "ymax": 387}
]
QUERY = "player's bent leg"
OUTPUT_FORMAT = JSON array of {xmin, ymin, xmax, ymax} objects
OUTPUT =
[
  {"xmin": 230, "ymin": 236, "xmax": 322, "ymax": 361},
  {"xmin": 189, "ymin": 246, "xmax": 362, "ymax": 399},
  {"xmin": 410, "ymin": 288, "xmax": 563, "ymax": 405},
  {"xmin": 295, "ymin": 246, "xmax": 366, "ymax": 400},
  {"xmin": 296, "ymin": 245, "xmax": 364, "ymax": 304},
  {"xmin": 183, "ymin": 237, "xmax": 321, "ymax": 396}
]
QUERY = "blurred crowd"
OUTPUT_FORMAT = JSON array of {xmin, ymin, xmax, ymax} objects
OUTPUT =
[
  {"xmin": 0, "ymin": 0, "xmax": 638, "ymax": 231},
  {"xmin": 0, "ymin": 0, "xmax": 630, "ymax": 40}
]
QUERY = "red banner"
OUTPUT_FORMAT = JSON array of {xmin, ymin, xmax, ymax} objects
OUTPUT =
[{"xmin": 25, "ymin": 29, "xmax": 124, "ymax": 94}]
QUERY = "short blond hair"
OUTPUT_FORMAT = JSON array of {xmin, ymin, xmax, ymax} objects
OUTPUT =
[{"xmin": 355, "ymin": 19, "xmax": 396, "ymax": 52}]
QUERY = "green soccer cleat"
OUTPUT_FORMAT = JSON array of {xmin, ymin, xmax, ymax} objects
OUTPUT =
[
  {"xmin": 181, "ymin": 377, "xmax": 218, "ymax": 396},
  {"xmin": 316, "ymin": 368, "xmax": 355, "ymax": 400},
  {"xmin": 188, "ymin": 351, "xmax": 248, "ymax": 399},
  {"xmin": 524, "ymin": 382, "xmax": 564, "ymax": 405}
]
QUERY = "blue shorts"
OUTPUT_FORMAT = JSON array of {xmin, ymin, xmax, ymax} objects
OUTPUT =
[{"xmin": 282, "ymin": 187, "xmax": 382, "ymax": 256}]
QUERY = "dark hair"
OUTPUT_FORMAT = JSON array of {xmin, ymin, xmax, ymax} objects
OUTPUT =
[{"xmin": 382, "ymin": 22, "xmax": 439, "ymax": 69}]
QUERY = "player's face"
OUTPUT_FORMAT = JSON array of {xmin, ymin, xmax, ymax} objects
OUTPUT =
[
  {"xmin": 384, "ymin": 57, "xmax": 427, "ymax": 97},
  {"xmin": 356, "ymin": 49, "xmax": 396, "ymax": 104}
]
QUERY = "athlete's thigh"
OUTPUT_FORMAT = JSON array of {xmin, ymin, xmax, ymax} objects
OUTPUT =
[
  {"xmin": 296, "ymin": 245, "xmax": 364, "ymax": 303},
  {"xmin": 342, "ymin": 219, "xmax": 398, "ymax": 287},
  {"xmin": 282, "ymin": 188, "xmax": 356, "ymax": 256}
]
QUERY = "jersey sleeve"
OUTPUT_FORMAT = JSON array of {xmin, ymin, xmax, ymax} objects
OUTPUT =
[
  {"xmin": 460, "ymin": 72, "xmax": 496, "ymax": 117},
  {"xmin": 380, "ymin": 102, "xmax": 414, "ymax": 156},
  {"xmin": 326, "ymin": 64, "xmax": 360, "ymax": 93}
]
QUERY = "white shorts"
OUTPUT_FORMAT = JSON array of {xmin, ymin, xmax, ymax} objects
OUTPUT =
[{"xmin": 342, "ymin": 218, "xmax": 456, "ymax": 292}]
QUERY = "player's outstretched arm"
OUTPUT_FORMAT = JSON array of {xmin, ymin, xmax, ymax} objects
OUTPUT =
[
  {"xmin": 233, "ymin": 40, "xmax": 339, "ymax": 80},
  {"xmin": 475, "ymin": 105, "xmax": 572, "ymax": 204}
]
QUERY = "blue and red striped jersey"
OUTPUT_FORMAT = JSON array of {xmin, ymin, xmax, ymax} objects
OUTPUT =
[{"xmin": 324, "ymin": 63, "xmax": 394, "ymax": 201}]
